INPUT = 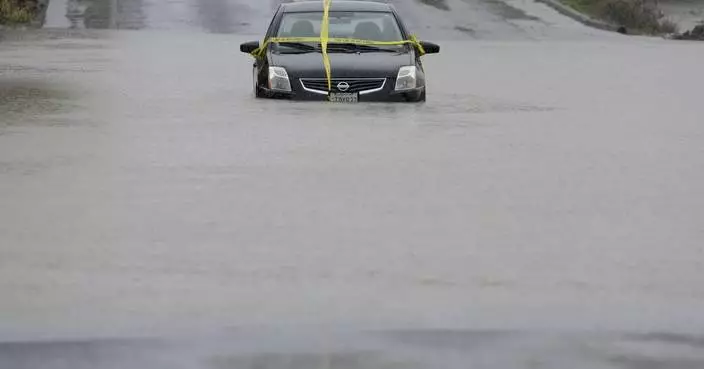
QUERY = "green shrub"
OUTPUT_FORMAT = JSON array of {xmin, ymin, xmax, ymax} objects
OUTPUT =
[
  {"xmin": 0, "ymin": 0, "xmax": 35, "ymax": 24},
  {"xmin": 418, "ymin": 0, "xmax": 450, "ymax": 11},
  {"xmin": 561, "ymin": 0, "xmax": 679, "ymax": 34},
  {"xmin": 658, "ymin": 18, "xmax": 679, "ymax": 34},
  {"xmin": 599, "ymin": 0, "xmax": 656, "ymax": 33}
]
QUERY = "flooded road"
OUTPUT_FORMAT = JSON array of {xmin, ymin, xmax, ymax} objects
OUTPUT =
[{"xmin": 2, "ymin": 0, "xmax": 704, "ymax": 367}]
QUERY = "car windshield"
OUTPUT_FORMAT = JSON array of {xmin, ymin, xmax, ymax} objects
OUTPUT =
[{"xmin": 274, "ymin": 11, "xmax": 406, "ymax": 53}]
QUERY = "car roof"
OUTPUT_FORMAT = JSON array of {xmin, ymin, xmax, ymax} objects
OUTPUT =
[{"xmin": 281, "ymin": 1, "xmax": 393, "ymax": 13}]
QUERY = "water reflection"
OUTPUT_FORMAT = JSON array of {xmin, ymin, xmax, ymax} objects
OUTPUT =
[
  {"xmin": 0, "ymin": 79, "xmax": 73, "ymax": 127},
  {"xmin": 65, "ymin": 0, "xmax": 145, "ymax": 30},
  {"xmin": 115, "ymin": 0, "xmax": 146, "ymax": 30},
  {"xmin": 196, "ymin": 0, "xmax": 234, "ymax": 33},
  {"xmin": 55, "ymin": 0, "xmax": 274, "ymax": 33}
]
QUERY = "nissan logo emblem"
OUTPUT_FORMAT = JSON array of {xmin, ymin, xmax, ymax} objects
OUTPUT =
[{"xmin": 337, "ymin": 81, "xmax": 350, "ymax": 92}]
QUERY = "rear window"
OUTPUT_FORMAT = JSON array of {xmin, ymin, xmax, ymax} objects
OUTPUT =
[{"xmin": 276, "ymin": 11, "xmax": 404, "ymax": 41}]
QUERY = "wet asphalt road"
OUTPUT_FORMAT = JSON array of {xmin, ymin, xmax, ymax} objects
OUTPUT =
[
  {"xmin": 2, "ymin": 0, "xmax": 704, "ymax": 367},
  {"xmin": 42, "ymin": 0, "xmax": 613, "ymax": 39}
]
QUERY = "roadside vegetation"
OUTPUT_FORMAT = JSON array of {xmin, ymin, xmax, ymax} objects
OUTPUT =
[
  {"xmin": 418, "ymin": 0, "xmax": 450, "ymax": 11},
  {"xmin": 559, "ymin": 0, "xmax": 678, "ymax": 34},
  {"xmin": 0, "ymin": 0, "xmax": 36, "ymax": 25}
]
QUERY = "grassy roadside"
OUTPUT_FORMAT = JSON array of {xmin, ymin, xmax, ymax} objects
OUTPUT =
[
  {"xmin": 0, "ymin": 0, "xmax": 39, "ymax": 25},
  {"xmin": 558, "ymin": 0, "xmax": 678, "ymax": 34}
]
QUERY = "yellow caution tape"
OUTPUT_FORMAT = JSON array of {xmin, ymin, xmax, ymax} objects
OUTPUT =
[
  {"xmin": 249, "ymin": 0, "xmax": 426, "ymax": 97},
  {"xmin": 251, "ymin": 36, "xmax": 426, "ymax": 58},
  {"xmin": 321, "ymin": 0, "xmax": 332, "ymax": 94}
]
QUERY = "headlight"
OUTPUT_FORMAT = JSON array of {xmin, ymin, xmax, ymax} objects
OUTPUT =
[
  {"xmin": 268, "ymin": 66, "xmax": 291, "ymax": 92},
  {"xmin": 394, "ymin": 66, "xmax": 417, "ymax": 91}
]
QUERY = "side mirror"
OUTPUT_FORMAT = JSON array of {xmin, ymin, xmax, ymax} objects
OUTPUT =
[
  {"xmin": 240, "ymin": 41, "xmax": 260, "ymax": 54},
  {"xmin": 419, "ymin": 41, "xmax": 440, "ymax": 54}
]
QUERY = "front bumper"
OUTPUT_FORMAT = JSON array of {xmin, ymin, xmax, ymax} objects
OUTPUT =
[{"xmin": 258, "ymin": 82, "xmax": 424, "ymax": 102}]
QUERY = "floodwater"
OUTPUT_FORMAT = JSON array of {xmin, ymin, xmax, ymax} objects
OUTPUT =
[{"xmin": 2, "ymin": 0, "xmax": 704, "ymax": 368}]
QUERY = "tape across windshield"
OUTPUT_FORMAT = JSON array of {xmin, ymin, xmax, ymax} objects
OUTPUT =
[
  {"xmin": 250, "ymin": 0, "xmax": 426, "ymax": 98},
  {"xmin": 321, "ymin": 0, "xmax": 332, "ymax": 94}
]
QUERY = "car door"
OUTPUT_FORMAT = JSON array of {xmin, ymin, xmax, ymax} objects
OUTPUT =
[
  {"xmin": 391, "ymin": 9, "xmax": 424, "ymax": 72},
  {"xmin": 395, "ymin": 8, "xmax": 430, "ymax": 92},
  {"xmin": 254, "ymin": 6, "xmax": 285, "ymax": 92}
]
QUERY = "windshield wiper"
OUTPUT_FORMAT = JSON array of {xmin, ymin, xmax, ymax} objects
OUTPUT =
[
  {"xmin": 275, "ymin": 42, "xmax": 320, "ymax": 53},
  {"xmin": 326, "ymin": 43, "xmax": 400, "ymax": 53},
  {"xmin": 276, "ymin": 42, "xmax": 400, "ymax": 54}
]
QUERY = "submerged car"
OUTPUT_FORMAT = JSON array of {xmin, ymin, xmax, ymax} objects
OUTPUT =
[{"xmin": 240, "ymin": 1, "xmax": 440, "ymax": 102}]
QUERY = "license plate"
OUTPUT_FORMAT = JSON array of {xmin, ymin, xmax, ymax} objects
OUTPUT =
[{"xmin": 329, "ymin": 92, "xmax": 358, "ymax": 103}]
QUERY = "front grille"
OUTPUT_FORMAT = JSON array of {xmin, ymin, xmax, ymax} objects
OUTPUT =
[{"xmin": 300, "ymin": 78, "xmax": 386, "ymax": 93}]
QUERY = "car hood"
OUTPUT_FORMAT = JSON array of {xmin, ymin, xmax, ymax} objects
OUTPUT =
[{"xmin": 270, "ymin": 51, "xmax": 413, "ymax": 78}]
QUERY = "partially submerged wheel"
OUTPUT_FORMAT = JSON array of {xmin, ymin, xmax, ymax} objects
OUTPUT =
[
  {"xmin": 253, "ymin": 68, "xmax": 265, "ymax": 98},
  {"xmin": 418, "ymin": 89, "xmax": 426, "ymax": 102},
  {"xmin": 254, "ymin": 85, "xmax": 265, "ymax": 98}
]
